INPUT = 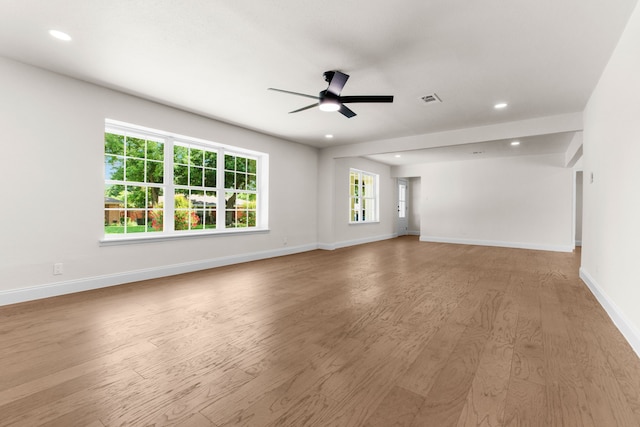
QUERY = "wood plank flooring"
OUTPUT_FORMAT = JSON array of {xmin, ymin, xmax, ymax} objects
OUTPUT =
[{"xmin": 2, "ymin": 237, "xmax": 640, "ymax": 426}]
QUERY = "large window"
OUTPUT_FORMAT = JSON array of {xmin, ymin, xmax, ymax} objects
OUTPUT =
[
  {"xmin": 349, "ymin": 169, "xmax": 379, "ymax": 223},
  {"xmin": 104, "ymin": 121, "xmax": 266, "ymax": 238}
]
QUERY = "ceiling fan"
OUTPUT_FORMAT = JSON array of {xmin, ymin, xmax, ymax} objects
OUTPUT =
[{"xmin": 268, "ymin": 70, "xmax": 394, "ymax": 118}]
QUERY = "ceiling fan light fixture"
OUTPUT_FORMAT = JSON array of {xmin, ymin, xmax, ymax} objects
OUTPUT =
[
  {"xmin": 49, "ymin": 29, "xmax": 72, "ymax": 41},
  {"xmin": 319, "ymin": 100, "xmax": 340, "ymax": 112}
]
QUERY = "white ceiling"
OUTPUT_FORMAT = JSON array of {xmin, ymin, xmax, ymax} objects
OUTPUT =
[
  {"xmin": 0, "ymin": 0, "xmax": 637, "ymax": 160},
  {"xmin": 365, "ymin": 132, "xmax": 575, "ymax": 166}
]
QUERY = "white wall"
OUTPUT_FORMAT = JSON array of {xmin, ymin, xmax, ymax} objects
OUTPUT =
[
  {"xmin": 581, "ymin": 0, "xmax": 640, "ymax": 352},
  {"xmin": 394, "ymin": 154, "xmax": 574, "ymax": 252},
  {"xmin": 575, "ymin": 171, "xmax": 583, "ymax": 245},
  {"xmin": 408, "ymin": 177, "xmax": 421, "ymax": 235},
  {"xmin": 0, "ymin": 57, "xmax": 319, "ymax": 304}
]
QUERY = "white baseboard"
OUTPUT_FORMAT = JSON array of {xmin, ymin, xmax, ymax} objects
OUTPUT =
[
  {"xmin": 580, "ymin": 267, "xmax": 640, "ymax": 357},
  {"xmin": 575, "ymin": 240, "xmax": 582, "ymax": 247},
  {"xmin": 408, "ymin": 229, "xmax": 420, "ymax": 236},
  {"xmin": 318, "ymin": 233, "xmax": 397, "ymax": 251},
  {"xmin": 419, "ymin": 235, "xmax": 573, "ymax": 253},
  {"xmin": 0, "ymin": 243, "xmax": 318, "ymax": 307}
]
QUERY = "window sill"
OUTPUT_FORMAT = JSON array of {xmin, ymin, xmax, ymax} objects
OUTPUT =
[
  {"xmin": 99, "ymin": 227, "xmax": 270, "ymax": 246},
  {"xmin": 348, "ymin": 221, "xmax": 380, "ymax": 225}
]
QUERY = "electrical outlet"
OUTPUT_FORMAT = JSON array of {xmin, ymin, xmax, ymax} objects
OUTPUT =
[{"xmin": 53, "ymin": 263, "xmax": 64, "ymax": 275}]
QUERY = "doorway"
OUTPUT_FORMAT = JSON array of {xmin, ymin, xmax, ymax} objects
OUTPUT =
[
  {"xmin": 575, "ymin": 171, "xmax": 583, "ymax": 246},
  {"xmin": 397, "ymin": 179, "xmax": 408, "ymax": 236}
]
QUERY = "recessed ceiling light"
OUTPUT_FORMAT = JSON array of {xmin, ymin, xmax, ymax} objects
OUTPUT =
[
  {"xmin": 494, "ymin": 102, "xmax": 508, "ymax": 109},
  {"xmin": 510, "ymin": 141, "xmax": 520, "ymax": 146},
  {"xmin": 394, "ymin": 154, "xmax": 401, "ymax": 158},
  {"xmin": 49, "ymin": 29, "xmax": 72, "ymax": 41},
  {"xmin": 325, "ymin": 134, "xmax": 333, "ymax": 139}
]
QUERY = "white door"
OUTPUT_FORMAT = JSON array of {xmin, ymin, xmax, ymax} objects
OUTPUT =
[{"xmin": 397, "ymin": 179, "xmax": 408, "ymax": 236}]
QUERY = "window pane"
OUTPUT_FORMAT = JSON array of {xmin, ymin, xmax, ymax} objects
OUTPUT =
[
  {"xmin": 204, "ymin": 151, "xmax": 217, "ymax": 168},
  {"xmin": 190, "ymin": 166, "xmax": 203, "ymax": 186},
  {"xmin": 364, "ymin": 198, "xmax": 376, "ymax": 220},
  {"xmin": 147, "ymin": 160, "xmax": 163, "ymax": 184},
  {"xmin": 126, "ymin": 158, "xmax": 145, "ymax": 182},
  {"xmin": 204, "ymin": 209, "xmax": 216, "ymax": 228},
  {"xmin": 147, "ymin": 140, "xmax": 164, "ymax": 161},
  {"xmin": 247, "ymin": 158, "xmax": 257, "ymax": 174},
  {"xmin": 191, "ymin": 190, "xmax": 205, "ymax": 210},
  {"xmin": 225, "ymin": 155, "xmax": 235, "ymax": 170},
  {"xmin": 236, "ymin": 157, "xmax": 247, "ymax": 172},
  {"xmin": 248, "ymin": 211, "xmax": 256, "ymax": 227},
  {"xmin": 175, "ymin": 190, "xmax": 189, "ymax": 208},
  {"xmin": 226, "ymin": 211, "xmax": 237, "ymax": 228},
  {"xmin": 225, "ymin": 171, "xmax": 235, "ymax": 189},
  {"xmin": 105, "ymin": 133, "xmax": 124, "ymax": 155},
  {"xmin": 247, "ymin": 174, "xmax": 256, "ymax": 191},
  {"xmin": 204, "ymin": 169, "xmax": 216, "ymax": 187},
  {"xmin": 105, "ymin": 184, "xmax": 124, "ymax": 202},
  {"xmin": 127, "ymin": 137, "xmax": 146, "ymax": 158},
  {"xmin": 104, "ymin": 208, "xmax": 125, "ymax": 233},
  {"xmin": 225, "ymin": 192, "xmax": 238, "ymax": 209},
  {"xmin": 126, "ymin": 210, "xmax": 146, "ymax": 232},
  {"xmin": 190, "ymin": 148, "xmax": 203, "ymax": 166},
  {"xmin": 191, "ymin": 211, "xmax": 204, "ymax": 230},
  {"xmin": 149, "ymin": 209, "xmax": 163, "ymax": 232},
  {"xmin": 237, "ymin": 211, "xmax": 248, "ymax": 227},
  {"xmin": 126, "ymin": 186, "xmax": 146, "ymax": 208},
  {"xmin": 105, "ymin": 155, "xmax": 124, "ymax": 181},
  {"xmin": 174, "ymin": 145, "xmax": 188, "ymax": 164},
  {"xmin": 174, "ymin": 164, "xmax": 188, "ymax": 185},
  {"xmin": 147, "ymin": 187, "xmax": 163, "ymax": 208},
  {"xmin": 204, "ymin": 190, "xmax": 217, "ymax": 208},
  {"xmin": 236, "ymin": 173, "xmax": 246, "ymax": 190},
  {"xmin": 174, "ymin": 210, "xmax": 190, "ymax": 230}
]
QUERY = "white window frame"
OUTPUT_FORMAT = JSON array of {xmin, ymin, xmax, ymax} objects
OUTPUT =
[
  {"xmin": 103, "ymin": 119, "xmax": 268, "ymax": 243},
  {"xmin": 349, "ymin": 168, "xmax": 379, "ymax": 224}
]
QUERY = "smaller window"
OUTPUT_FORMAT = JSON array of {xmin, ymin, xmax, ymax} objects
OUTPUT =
[{"xmin": 349, "ymin": 169, "xmax": 379, "ymax": 223}]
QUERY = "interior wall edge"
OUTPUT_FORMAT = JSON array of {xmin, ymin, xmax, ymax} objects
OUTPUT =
[
  {"xmin": 0, "ymin": 243, "xmax": 318, "ymax": 307},
  {"xmin": 419, "ymin": 235, "xmax": 574, "ymax": 253},
  {"xmin": 318, "ymin": 233, "xmax": 398, "ymax": 251},
  {"xmin": 580, "ymin": 267, "xmax": 640, "ymax": 358}
]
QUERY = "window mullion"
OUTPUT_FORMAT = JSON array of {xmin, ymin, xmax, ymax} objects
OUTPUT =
[
  {"xmin": 165, "ymin": 137, "xmax": 175, "ymax": 233},
  {"xmin": 359, "ymin": 175, "xmax": 364, "ymax": 222},
  {"xmin": 217, "ymin": 148, "xmax": 226, "ymax": 230}
]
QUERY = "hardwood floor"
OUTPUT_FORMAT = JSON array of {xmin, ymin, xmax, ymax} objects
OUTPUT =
[{"xmin": 2, "ymin": 237, "xmax": 640, "ymax": 426}]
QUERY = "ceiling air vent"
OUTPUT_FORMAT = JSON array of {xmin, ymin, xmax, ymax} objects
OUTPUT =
[{"xmin": 420, "ymin": 93, "xmax": 442, "ymax": 104}]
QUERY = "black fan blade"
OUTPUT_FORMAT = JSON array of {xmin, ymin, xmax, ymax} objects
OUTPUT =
[
  {"xmin": 289, "ymin": 103, "xmax": 319, "ymax": 114},
  {"xmin": 326, "ymin": 71, "xmax": 350, "ymax": 96},
  {"xmin": 338, "ymin": 104, "xmax": 357, "ymax": 118},
  {"xmin": 268, "ymin": 88, "xmax": 319, "ymax": 100},
  {"xmin": 339, "ymin": 95, "xmax": 394, "ymax": 104}
]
